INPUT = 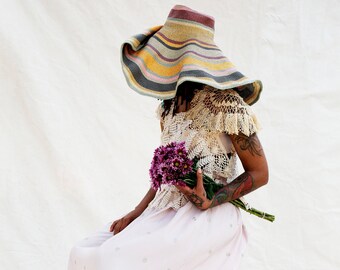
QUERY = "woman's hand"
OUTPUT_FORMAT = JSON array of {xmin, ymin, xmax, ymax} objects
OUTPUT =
[
  {"xmin": 109, "ymin": 208, "xmax": 143, "ymax": 235},
  {"xmin": 175, "ymin": 168, "xmax": 212, "ymax": 210},
  {"xmin": 109, "ymin": 188, "xmax": 157, "ymax": 235}
]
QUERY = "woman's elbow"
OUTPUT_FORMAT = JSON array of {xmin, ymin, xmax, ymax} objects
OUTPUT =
[
  {"xmin": 251, "ymin": 165, "xmax": 269, "ymax": 187},
  {"xmin": 261, "ymin": 169, "xmax": 269, "ymax": 186},
  {"xmin": 258, "ymin": 165, "xmax": 269, "ymax": 186},
  {"xmin": 244, "ymin": 157, "xmax": 269, "ymax": 187}
]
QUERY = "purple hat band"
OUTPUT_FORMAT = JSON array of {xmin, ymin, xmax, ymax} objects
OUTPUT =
[{"xmin": 167, "ymin": 5, "xmax": 215, "ymax": 30}]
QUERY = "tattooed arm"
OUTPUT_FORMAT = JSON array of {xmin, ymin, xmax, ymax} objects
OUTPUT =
[
  {"xmin": 209, "ymin": 132, "xmax": 268, "ymax": 208},
  {"xmin": 175, "ymin": 132, "xmax": 268, "ymax": 210}
]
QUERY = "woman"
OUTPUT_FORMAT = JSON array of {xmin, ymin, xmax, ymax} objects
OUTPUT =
[{"xmin": 68, "ymin": 5, "xmax": 268, "ymax": 270}]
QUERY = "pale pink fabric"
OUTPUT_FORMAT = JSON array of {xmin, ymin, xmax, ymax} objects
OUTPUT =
[{"xmin": 68, "ymin": 201, "xmax": 248, "ymax": 269}]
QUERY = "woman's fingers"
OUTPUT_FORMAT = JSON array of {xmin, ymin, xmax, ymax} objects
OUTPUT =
[
  {"xmin": 196, "ymin": 168, "xmax": 204, "ymax": 193},
  {"xmin": 113, "ymin": 218, "xmax": 131, "ymax": 235},
  {"xmin": 175, "ymin": 168, "xmax": 205, "ymax": 197},
  {"xmin": 110, "ymin": 220, "xmax": 118, "ymax": 232},
  {"xmin": 175, "ymin": 168, "xmax": 211, "ymax": 210},
  {"xmin": 113, "ymin": 220, "xmax": 123, "ymax": 235}
]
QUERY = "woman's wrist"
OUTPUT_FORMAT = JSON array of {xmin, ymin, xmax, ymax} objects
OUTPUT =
[{"xmin": 134, "ymin": 205, "xmax": 147, "ymax": 214}]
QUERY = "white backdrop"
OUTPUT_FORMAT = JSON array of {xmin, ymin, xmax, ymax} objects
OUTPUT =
[{"xmin": 1, "ymin": 0, "xmax": 339, "ymax": 269}]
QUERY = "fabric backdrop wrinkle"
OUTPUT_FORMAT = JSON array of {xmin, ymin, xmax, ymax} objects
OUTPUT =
[{"xmin": 1, "ymin": 0, "xmax": 339, "ymax": 269}]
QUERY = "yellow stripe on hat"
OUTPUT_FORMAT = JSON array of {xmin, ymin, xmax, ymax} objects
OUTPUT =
[
  {"xmin": 130, "ymin": 49, "xmax": 236, "ymax": 77},
  {"xmin": 121, "ymin": 64, "xmax": 176, "ymax": 98}
]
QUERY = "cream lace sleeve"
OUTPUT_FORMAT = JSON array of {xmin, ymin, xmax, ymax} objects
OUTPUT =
[{"xmin": 184, "ymin": 86, "xmax": 261, "ymax": 136}]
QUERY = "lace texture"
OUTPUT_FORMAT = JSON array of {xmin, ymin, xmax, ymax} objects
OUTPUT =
[{"xmin": 146, "ymin": 86, "xmax": 260, "ymax": 212}]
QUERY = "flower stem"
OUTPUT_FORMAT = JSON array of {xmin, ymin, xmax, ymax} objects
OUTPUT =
[{"xmin": 181, "ymin": 170, "xmax": 275, "ymax": 222}]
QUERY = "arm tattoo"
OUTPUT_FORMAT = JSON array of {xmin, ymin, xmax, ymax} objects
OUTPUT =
[
  {"xmin": 209, "ymin": 172, "xmax": 254, "ymax": 208},
  {"xmin": 234, "ymin": 133, "xmax": 263, "ymax": 156},
  {"xmin": 187, "ymin": 192, "xmax": 204, "ymax": 208}
]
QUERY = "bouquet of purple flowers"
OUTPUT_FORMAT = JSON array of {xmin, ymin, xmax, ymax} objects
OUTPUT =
[{"xmin": 149, "ymin": 141, "xmax": 275, "ymax": 222}]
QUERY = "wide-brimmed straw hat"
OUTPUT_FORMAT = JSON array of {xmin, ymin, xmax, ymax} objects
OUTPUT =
[{"xmin": 120, "ymin": 4, "xmax": 262, "ymax": 105}]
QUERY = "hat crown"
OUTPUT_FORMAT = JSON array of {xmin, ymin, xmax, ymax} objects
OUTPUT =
[
  {"xmin": 166, "ymin": 5, "xmax": 215, "ymax": 30},
  {"xmin": 121, "ymin": 5, "xmax": 262, "ymax": 105}
]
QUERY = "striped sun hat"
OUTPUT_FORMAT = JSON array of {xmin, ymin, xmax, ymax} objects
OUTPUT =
[{"xmin": 120, "ymin": 5, "xmax": 262, "ymax": 105}]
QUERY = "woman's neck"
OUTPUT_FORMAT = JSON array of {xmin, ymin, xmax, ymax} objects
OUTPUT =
[{"xmin": 174, "ymin": 95, "xmax": 190, "ymax": 113}]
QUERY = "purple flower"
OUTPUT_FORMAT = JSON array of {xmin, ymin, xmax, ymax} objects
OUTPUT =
[
  {"xmin": 171, "ymin": 158, "xmax": 183, "ymax": 170},
  {"xmin": 149, "ymin": 141, "xmax": 194, "ymax": 190}
]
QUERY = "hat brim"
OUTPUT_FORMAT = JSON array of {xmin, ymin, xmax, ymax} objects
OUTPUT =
[{"xmin": 121, "ymin": 24, "xmax": 262, "ymax": 105}]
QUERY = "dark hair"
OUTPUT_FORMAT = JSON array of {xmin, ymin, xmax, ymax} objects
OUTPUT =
[{"xmin": 160, "ymin": 81, "xmax": 205, "ymax": 119}]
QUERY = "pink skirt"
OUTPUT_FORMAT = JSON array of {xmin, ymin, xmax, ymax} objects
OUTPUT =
[{"xmin": 67, "ymin": 201, "xmax": 248, "ymax": 270}]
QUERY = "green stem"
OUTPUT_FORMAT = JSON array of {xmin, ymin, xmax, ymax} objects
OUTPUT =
[{"xmin": 181, "ymin": 172, "xmax": 275, "ymax": 222}]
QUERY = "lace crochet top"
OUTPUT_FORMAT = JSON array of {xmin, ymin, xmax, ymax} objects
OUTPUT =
[{"xmin": 145, "ymin": 85, "xmax": 260, "ymax": 213}]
